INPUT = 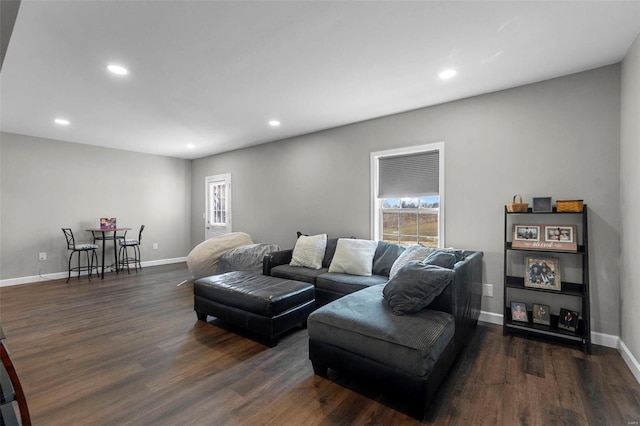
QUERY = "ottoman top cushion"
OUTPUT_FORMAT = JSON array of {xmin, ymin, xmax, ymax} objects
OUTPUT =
[{"xmin": 195, "ymin": 271, "xmax": 314, "ymax": 317}]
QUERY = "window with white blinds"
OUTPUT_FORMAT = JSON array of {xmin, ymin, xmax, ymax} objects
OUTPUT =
[
  {"xmin": 371, "ymin": 143, "xmax": 444, "ymax": 247},
  {"xmin": 378, "ymin": 150, "xmax": 440, "ymax": 198}
]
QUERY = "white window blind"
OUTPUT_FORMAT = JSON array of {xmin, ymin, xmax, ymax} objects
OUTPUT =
[{"xmin": 377, "ymin": 150, "xmax": 440, "ymax": 198}]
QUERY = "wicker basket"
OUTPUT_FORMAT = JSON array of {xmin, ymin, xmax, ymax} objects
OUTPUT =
[
  {"xmin": 506, "ymin": 195, "xmax": 529, "ymax": 212},
  {"xmin": 556, "ymin": 200, "xmax": 584, "ymax": 212}
]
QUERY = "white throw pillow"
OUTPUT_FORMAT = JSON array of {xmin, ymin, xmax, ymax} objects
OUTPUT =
[
  {"xmin": 389, "ymin": 244, "xmax": 434, "ymax": 279},
  {"xmin": 328, "ymin": 238, "xmax": 378, "ymax": 276},
  {"xmin": 290, "ymin": 234, "xmax": 327, "ymax": 270}
]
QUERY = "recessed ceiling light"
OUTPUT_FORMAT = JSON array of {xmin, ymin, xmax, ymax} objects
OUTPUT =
[
  {"xmin": 439, "ymin": 69, "xmax": 457, "ymax": 80},
  {"xmin": 107, "ymin": 64, "xmax": 129, "ymax": 75},
  {"xmin": 269, "ymin": 120, "xmax": 280, "ymax": 127},
  {"xmin": 54, "ymin": 118, "xmax": 70, "ymax": 125},
  {"xmin": 186, "ymin": 144, "xmax": 195, "ymax": 149}
]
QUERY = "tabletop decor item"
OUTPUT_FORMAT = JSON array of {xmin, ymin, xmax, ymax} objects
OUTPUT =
[
  {"xmin": 556, "ymin": 200, "xmax": 584, "ymax": 212},
  {"xmin": 506, "ymin": 194, "xmax": 528, "ymax": 212},
  {"xmin": 532, "ymin": 197, "xmax": 552, "ymax": 212},
  {"xmin": 100, "ymin": 218, "xmax": 117, "ymax": 229}
]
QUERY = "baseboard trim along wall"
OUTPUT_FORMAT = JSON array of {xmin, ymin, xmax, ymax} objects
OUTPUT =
[
  {"xmin": 479, "ymin": 310, "xmax": 640, "ymax": 385},
  {"xmin": 620, "ymin": 340, "xmax": 640, "ymax": 385},
  {"xmin": 0, "ymin": 257, "xmax": 188, "ymax": 287}
]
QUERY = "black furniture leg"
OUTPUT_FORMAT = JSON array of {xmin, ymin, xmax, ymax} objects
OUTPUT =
[
  {"xmin": 85, "ymin": 250, "xmax": 92, "ymax": 281},
  {"xmin": 77, "ymin": 250, "xmax": 81, "ymax": 280},
  {"xmin": 100, "ymin": 237, "xmax": 106, "ymax": 279},
  {"xmin": 113, "ymin": 233, "xmax": 119, "ymax": 274},
  {"xmin": 311, "ymin": 362, "xmax": 328, "ymax": 377},
  {"xmin": 67, "ymin": 253, "xmax": 73, "ymax": 283}
]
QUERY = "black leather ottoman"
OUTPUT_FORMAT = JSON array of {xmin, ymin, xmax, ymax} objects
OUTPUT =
[{"xmin": 194, "ymin": 271, "xmax": 315, "ymax": 346}]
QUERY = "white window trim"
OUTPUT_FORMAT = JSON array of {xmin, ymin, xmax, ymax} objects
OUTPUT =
[{"xmin": 370, "ymin": 142, "xmax": 445, "ymax": 246}]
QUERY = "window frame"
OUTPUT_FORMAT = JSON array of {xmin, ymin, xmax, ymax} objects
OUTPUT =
[{"xmin": 370, "ymin": 142, "xmax": 445, "ymax": 246}]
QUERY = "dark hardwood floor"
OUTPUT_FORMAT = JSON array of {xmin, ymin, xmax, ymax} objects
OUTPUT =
[{"xmin": 0, "ymin": 263, "xmax": 638, "ymax": 425}]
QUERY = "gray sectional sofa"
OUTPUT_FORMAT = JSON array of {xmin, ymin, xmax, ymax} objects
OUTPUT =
[{"xmin": 263, "ymin": 235, "xmax": 483, "ymax": 419}]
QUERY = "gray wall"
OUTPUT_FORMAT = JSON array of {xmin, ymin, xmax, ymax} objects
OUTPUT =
[
  {"xmin": 192, "ymin": 65, "xmax": 622, "ymax": 336},
  {"xmin": 621, "ymin": 35, "xmax": 640, "ymax": 365},
  {"xmin": 0, "ymin": 132, "xmax": 192, "ymax": 280}
]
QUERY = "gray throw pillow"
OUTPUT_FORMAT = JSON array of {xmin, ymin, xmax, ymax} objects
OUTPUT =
[
  {"xmin": 372, "ymin": 241, "xmax": 405, "ymax": 276},
  {"xmin": 383, "ymin": 261, "xmax": 455, "ymax": 315},
  {"xmin": 423, "ymin": 250, "xmax": 458, "ymax": 269},
  {"xmin": 389, "ymin": 244, "xmax": 435, "ymax": 279}
]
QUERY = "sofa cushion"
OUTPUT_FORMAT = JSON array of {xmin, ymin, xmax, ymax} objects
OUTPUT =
[
  {"xmin": 308, "ymin": 284, "xmax": 455, "ymax": 377},
  {"xmin": 328, "ymin": 238, "xmax": 378, "ymax": 276},
  {"xmin": 383, "ymin": 261, "xmax": 455, "ymax": 315},
  {"xmin": 423, "ymin": 250, "xmax": 458, "ymax": 269},
  {"xmin": 271, "ymin": 264, "xmax": 329, "ymax": 284},
  {"xmin": 290, "ymin": 233, "xmax": 327, "ymax": 270},
  {"xmin": 316, "ymin": 272, "xmax": 388, "ymax": 295},
  {"xmin": 372, "ymin": 241, "xmax": 405, "ymax": 277},
  {"xmin": 389, "ymin": 244, "xmax": 435, "ymax": 279}
]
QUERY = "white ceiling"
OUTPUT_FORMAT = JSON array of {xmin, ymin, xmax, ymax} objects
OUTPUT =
[{"xmin": 1, "ymin": 1, "xmax": 639, "ymax": 160}]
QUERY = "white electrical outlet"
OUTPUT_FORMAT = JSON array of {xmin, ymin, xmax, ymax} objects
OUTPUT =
[
  {"xmin": 39, "ymin": 252, "xmax": 47, "ymax": 261},
  {"xmin": 153, "ymin": 243, "xmax": 158, "ymax": 250},
  {"xmin": 483, "ymin": 283, "xmax": 494, "ymax": 297}
]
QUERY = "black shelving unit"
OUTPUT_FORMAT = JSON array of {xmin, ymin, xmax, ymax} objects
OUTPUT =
[{"xmin": 503, "ymin": 206, "xmax": 591, "ymax": 354}]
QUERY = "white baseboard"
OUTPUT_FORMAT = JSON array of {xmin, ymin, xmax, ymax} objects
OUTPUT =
[
  {"xmin": 479, "ymin": 310, "xmax": 503, "ymax": 325},
  {"xmin": 0, "ymin": 257, "xmax": 187, "ymax": 287},
  {"xmin": 619, "ymin": 340, "xmax": 640, "ymax": 385},
  {"xmin": 591, "ymin": 331, "xmax": 620, "ymax": 349}
]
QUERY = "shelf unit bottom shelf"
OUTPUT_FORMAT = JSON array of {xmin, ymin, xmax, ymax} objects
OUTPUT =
[{"xmin": 504, "ymin": 309, "xmax": 591, "ymax": 354}]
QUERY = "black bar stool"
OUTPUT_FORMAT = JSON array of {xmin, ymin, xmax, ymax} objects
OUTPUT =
[
  {"xmin": 62, "ymin": 228, "xmax": 99, "ymax": 283},
  {"xmin": 118, "ymin": 225, "xmax": 145, "ymax": 274}
]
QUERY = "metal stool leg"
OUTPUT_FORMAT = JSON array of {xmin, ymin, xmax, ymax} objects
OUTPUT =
[
  {"xmin": 135, "ymin": 244, "xmax": 141, "ymax": 271},
  {"xmin": 67, "ymin": 252, "xmax": 73, "ymax": 283}
]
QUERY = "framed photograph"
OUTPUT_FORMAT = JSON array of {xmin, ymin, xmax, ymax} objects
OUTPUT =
[
  {"xmin": 514, "ymin": 225, "xmax": 540, "ymax": 241},
  {"xmin": 524, "ymin": 256, "xmax": 561, "ymax": 291},
  {"xmin": 532, "ymin": 303, "xmax": 551, "ymax": 325},
  {"xmin": 558, "ymin": 308, "xmax": 579, "ymax": 332},
  {"xmin": 511, "ymin": 302, "xmax": 529, "ymax": 323},
  {"xmin": 545, "ymin": 226, "xmax": 574, "ymax": 243},
  {"xmin": 532, "ymin": 197, "xmax": 552, "ymax": 212}
]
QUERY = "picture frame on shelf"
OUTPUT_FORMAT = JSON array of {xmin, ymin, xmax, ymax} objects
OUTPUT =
[
  {"xmin": 532, "ymin": 197, "xmax": 552, "ymax": 212},
  {"xmin": 512, "ymin": 225, "xmax": 578, "ymax": 252},
  {"xmin": 558, "ymin": 308, "xmax": 579, "ymax": 332},
  {"xmin": 514, "ymin": 225, "xmax": 540, "ymax": 241},
  {"xmin": 532, "ymin": 303, "xmax": 551, "ymax": 325},
  {"xmin": 524, "ymin": 256, "xmax": 561, "ymax": 291},
  {"xmin": 545, "ymin": 225, "xmax": 574, "ymax": 243},
  {"xmin": 511, "ymin": 302, "xmax": 529, "ymax": 323}
]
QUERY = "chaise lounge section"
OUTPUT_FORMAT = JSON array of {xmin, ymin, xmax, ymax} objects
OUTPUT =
[{"xmin": 307, "ymin": 249, "xmax": 483, "ymax": 419}]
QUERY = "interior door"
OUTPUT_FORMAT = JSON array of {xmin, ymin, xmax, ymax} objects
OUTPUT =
[{"xmin": 205, "ymin": 174, "xmax": 231, "ymax": 240}]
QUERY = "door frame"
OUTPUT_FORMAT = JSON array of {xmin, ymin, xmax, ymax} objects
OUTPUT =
[{"xmin": 204, "ymin": 173, "xmax": 232, "ymax": 239}]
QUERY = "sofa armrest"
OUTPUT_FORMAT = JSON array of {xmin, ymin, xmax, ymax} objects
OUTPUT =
[
  {"xmin": 428, "ymin": 251, "xmax": 483, "ymax": 347},
  {"xmin": 263, "ymin": 249, "xmax": 293, "ymax": 275}
]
